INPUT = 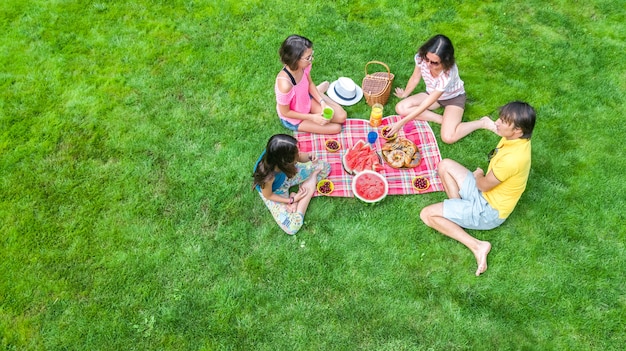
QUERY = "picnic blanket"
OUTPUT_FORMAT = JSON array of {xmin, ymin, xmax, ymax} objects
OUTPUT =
[{"xmin": 295, "ymin": 115, "xmax": 444, "ymax": 197}]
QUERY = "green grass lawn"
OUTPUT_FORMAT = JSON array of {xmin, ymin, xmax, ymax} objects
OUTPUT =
[{"xmin": 1, "ymin": 1, "xmax": 625, "ymax": 350}]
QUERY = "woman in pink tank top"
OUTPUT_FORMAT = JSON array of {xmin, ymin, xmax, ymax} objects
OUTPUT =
[{"xmin": 275, "ymin": 35, "xmax": 346, "ymax": 134}]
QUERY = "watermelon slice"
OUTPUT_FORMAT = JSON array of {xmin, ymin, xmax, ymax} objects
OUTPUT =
[
  {"xmin": 352, "ymin": 170, "xmax": 388, "ymax": 203},
  {"xmin": 343, "ymin": 139, "xmax": 383, "ymax": 174}
]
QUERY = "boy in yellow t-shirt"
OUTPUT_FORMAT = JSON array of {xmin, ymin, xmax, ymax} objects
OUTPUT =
[{"xmin": 420, "ymin": 101, "xmax": 536, "ymax": 276}]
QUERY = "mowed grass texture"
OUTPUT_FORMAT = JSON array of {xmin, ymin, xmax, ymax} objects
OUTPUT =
[{"xmin": 1, "ymin": 1, "xmax": 624, "ymax": 350}]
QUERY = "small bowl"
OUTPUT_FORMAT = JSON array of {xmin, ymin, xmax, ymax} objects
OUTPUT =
[
  {"xmin": 317, "ymin": 179, "xmax": 334, "ymax": 195},
  {"xmin": 380, "ymin": 126, "xmax": 398, "ymax": 141},
  {"xmin": 412, "ymin": 176, "xmax": 430, "ymax": 191},
  {"xmin": 325, "ymin": 139, "xmax": 341, "ymax": 152}
]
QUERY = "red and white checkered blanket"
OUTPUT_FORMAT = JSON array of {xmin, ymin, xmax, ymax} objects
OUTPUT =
[{"xmin": 295, "ymin": 115, "xmax": 444, "ymax": 197}]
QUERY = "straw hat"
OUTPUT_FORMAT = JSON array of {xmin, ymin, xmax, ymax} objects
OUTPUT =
[{"xmin": 327, "ymin": 77, "xmax": 363, "ymax": 106}]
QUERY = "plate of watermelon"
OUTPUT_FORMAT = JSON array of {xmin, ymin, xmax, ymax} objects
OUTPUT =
[
  {"xmin": 342, "ymin": 140, "xmax": 384, "ymax": 174},
  {"xmin": 352, "ymin": 170, "xmax": 388, "ymax": 203}
]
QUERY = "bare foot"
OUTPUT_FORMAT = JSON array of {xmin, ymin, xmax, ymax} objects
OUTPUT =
[
  {"xmin": 474, "ymin": 240, "xmax": 492, "ymax": 276},
  {"xmin": 317, "ymin": 81, "xmax": 329, "ymax": 94},
  {"xmin": 481, "ymin": 116, "xmax": 497, "ymax": 133}
]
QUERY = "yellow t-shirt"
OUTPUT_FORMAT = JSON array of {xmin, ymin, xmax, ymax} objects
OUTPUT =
[{"xmin": 483, "ymin": 137, "xmax": 531, "ymax": 219}]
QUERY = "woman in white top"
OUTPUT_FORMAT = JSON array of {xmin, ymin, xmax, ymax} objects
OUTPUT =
[{"xmin": 388, "ymin": 34, "xmax": 495, "ymax": 144}]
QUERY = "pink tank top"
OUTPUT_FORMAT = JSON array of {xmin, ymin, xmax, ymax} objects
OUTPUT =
[{"xmin": 275, "ymin": 65, "xmax": 312, "ymax": 125}]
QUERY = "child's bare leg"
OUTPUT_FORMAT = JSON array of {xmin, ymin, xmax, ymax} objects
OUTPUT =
[
  {"xmin": 297, "ymin": 120, "xmax": 342, "ymax": 135},
  {"xmin": 294, "ymin": 174, "xmax": 317, "ymax": 214},
  {"xmin": 317, "ymin": 81, "xmax": 329, "ymax": 94}
]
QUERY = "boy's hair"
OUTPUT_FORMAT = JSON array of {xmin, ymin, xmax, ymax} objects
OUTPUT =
[
  {"xmin": 279, "ymin": 35, "xmax": 313, "ymax": 71},
  {"xmin": 499, "ymin": 101, "xmax": 536, "ymax": 139},
  {"xmin": 418, "ymin": 34, "xmax": 455, "ymax": 72}
]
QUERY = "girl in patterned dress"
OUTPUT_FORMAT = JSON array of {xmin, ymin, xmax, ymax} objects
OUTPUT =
[
  {"xmin": 253, "ymin": 134, "xmax": 330, "ymax": 235},
  {"xmin": 388, "ymin": 34, "xmax": 496, "ymax": 144}
]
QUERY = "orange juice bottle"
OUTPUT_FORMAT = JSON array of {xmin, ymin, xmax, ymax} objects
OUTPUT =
[{"xmin": 369, "ymin": 103, "xmax": 383, "ymax": 127}]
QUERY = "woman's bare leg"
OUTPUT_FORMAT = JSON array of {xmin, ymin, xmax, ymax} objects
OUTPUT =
[
  {"xmin": 395, "ymin": 93, "xmax": 443, "ymax": 123},
  {"xmin": 440, "ymin": 107, "xmax": 498, "ymax": 144}
]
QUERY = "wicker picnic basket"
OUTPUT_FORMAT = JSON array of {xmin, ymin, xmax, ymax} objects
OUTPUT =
[{"xmin": 362, "ymin": 61, "xmax": 394, "ymax": 106}]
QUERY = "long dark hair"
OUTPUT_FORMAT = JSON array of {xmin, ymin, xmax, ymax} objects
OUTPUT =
[
  {"xmin": 499, "ymin": 101, "xmax": 536, "ymax": 139},
  {"xmin": 279, "ymin": 34, "xmax": 313, "ymax": 71},
  {"xmin": 253, "ymin": 134, "xmax": 299, "ymax": 190},
  {"xmin": 418, "ymin": 34, "xmax": 456, "ymax": 72}
]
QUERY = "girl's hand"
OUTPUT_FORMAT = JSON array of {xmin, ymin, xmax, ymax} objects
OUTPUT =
[
  {"xmin": 394, "ymin": 87, "xmax": 406, "ymax": 99},
  {"xmin": 294, "ymin": 187, "xmax": 308, "ymax": 202},
  {"xmin": 314, "ymin": 113, "xmax": 330, "ymax": 125},
  {"xmin": 287, "ymin": 189, "xmax": 307, "ymax": 212},
  {"xmin": 316, "ymin": 112, "xmax": 330, "ymax": 126},
  {"xmin": 308, "ymin": 153, "xmax": 318, "ymax": 163},
  {"xmin": 386, "ymin": 123, "xmax": 402, "ymax": 137}
]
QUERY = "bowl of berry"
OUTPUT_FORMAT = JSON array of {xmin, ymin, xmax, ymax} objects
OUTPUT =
[
  {"xmin": 380, "ymin": 126, "xmax": 398, "ymax": 141},
  {"xmin": 412, "ymin": 176, "xmax": 430, "ymax": 192},
  {"xmin": 317, "ymin": 179, "xmax": 334, "ymax": 196},
  {"xmin": 325, "ymin": 139, "xmax": 341, "ymax": 152}
]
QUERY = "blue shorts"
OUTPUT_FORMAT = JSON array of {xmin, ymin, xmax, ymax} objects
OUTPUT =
[
  {"xmin": 443, "ymin": 171, "xmax": 505, "ymax": 230},
  {"xmin": 280, "ymin": 118, "xmax": 301, "ymax": 131}
]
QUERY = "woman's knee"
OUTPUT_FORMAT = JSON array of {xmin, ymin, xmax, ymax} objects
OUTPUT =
[
  {"xmin": 395, "ymin": 103, "xmax": 409, "ymax": 116},
  {"xmin": 440, "ymin": 131, "xmax": 459, "ymax": 144}
]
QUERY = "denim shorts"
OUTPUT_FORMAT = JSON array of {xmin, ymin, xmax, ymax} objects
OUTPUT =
[
  {"xmin": 443, "ymin": 171, "xmax": 505, "ymax": 230},
  {"xmin": 280, "ymin": 118, "xmax": 301, "ymax": 131}
]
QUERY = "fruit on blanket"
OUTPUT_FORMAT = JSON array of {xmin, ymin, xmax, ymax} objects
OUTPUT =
[
  {"xmin": 352, "ymin": 170, "xmax": 388, "ymax": 203},
  {"xmin": 380, "ymin": 126, "xmax": 397, "ymax": 141},
  {"xmin": 343, "ymin": 140, "xmax": 383, "ymax": 174},
  {"xmin": 325, "ymin": 139, "xmax": 341, "ymax": 152},
  {"xmin": 412, "ymin": 176, "xmax": 430, "ymax": 191},
  {"xmin": 317, "ymin": 179, "xmax": 334, "ymax": 195}
]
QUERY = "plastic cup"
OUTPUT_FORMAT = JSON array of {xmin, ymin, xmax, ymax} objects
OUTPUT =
[
  {"xmin": 322, "ymin": 106, "xmax": 334, "ymax": 120},
  {"xmin": 367, "ymin": 131, "xmax": 378, "ymax": 144},
  {"xmin": 369, "ymin": 103, "xmax": 383, "ymax": 127}
]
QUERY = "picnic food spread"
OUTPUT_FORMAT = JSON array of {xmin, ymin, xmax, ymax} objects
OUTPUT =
[
  {"xmin": 381, "ymin": 137, "xmax": 421, "ymax": 168},
  {"xmin": 294, "ymin": 116, "xmax": 442, "ymax": 198}
]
